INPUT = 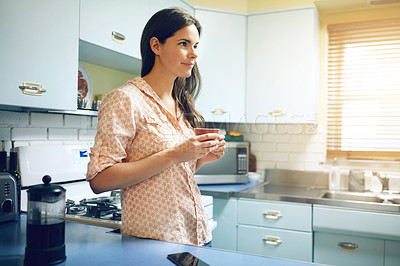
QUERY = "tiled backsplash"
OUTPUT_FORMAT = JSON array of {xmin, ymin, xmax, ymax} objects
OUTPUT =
[
  {"xmin": 0, "ymin": 110, "xmax": 97, "ymax": 151},
  {"xmin": 1, "ymin": 110, "xmax": 398, "ymax": 191}
]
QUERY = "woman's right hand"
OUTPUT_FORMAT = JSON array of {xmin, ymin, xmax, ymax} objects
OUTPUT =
[{"xmin": 171, "ymin": 133, "xmax": 220, "ymax": 163}]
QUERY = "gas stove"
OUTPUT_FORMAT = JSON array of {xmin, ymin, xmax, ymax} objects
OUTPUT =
[
  {"xmin": 65, "ymin": 190, "xmax": 123, "ymax": 228},
  {"xmin": 18, "ymin": 145, "xmax": 216, "ymax": 230}
]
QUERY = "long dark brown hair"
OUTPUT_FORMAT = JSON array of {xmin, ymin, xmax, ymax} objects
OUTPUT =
[{"xmin": 140, "ymin": 8, "xmax": 205, "ymax": 128}]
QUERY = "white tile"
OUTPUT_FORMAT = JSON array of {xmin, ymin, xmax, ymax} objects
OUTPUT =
[
  {"xmin": 64, "ymin": 115, "xmax": 91, "ymax": 128},
  {"xmin": 243, "ymin": 133, "xmax": 262, "ymax": 142},
  {"xmin": 12, "ymin": 127, "xmax": 47, "ymax": 141},
  {"xmin": 261, "ymin": 152, "xmax": 289, "ymax": 162},
  {"xmin": 305, "ymin": 143, "xmax": 325, "ymax": 153},
  {"xmin": 277, "ymin": 143, "xmax": 305, "ymax": 152},
  {"xmin": 78, "ymin": 129, "xmax": 96, "ymax": 141},
  {"xmin": 31, "ymin": 112, "xmax": 63, "ymax": 127},
  {"xmin": 0, "ymin": 127, "xmax": 11, "ymax": 141},
  {"xmin": 251, "ymin": 142, "xmax": 276, "ymax": 152},
  {"xmin": 256, "ymin": 161, "xmax": 276, "ymax": 171},
  {"xmin": 276, "ymin": 162, "xmax": 305, "ymax": 171},
  {"xmin": 0, "ymin": 110, "xmax": 29, "ymax": 126},
  {"xmin": 289, "ymin": 153, "xmax": 325, "ymax": 163},
  {"xmin": 91, "ymin": 117, "xmax": 98, "ymax": 129},
  {"xmin": 262, "ymin": 134, "xmax": 290, "ymax": 143},
  {"xmin": 48, "ymin": 128, "xmax": 77, "ymax": 140}
]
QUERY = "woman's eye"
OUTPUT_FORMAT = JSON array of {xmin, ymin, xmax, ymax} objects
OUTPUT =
[{"xmin": 179, "ymin": 42, "xmax": 187, "ymax": 47}]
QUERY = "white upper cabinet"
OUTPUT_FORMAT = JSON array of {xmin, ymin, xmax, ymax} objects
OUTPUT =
[
  {"xmin": 0, "ymin": 0, "xmax": 79, "ymax": 111},
  {"xmin": 246, "ymin": 7, "xmax": 320, "ymax": 124},
  {"xmin": 80, "ymin": 0, "xmax": 149, "ymax": 60},
  {"xmin": 149, "ymin": 0, "xmax": 194, "ymax": 16},
  {"xmin": 195, "ymin": 9, "xmax": 247, "ymax": 123},
  {"xmin": 79, "ymin": 0, "xmax": 192, "ymax": 75}
]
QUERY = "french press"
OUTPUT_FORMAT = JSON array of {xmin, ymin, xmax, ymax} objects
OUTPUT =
[{"xmin": 24, "ymin": 175, "xmax": 66, "ymax": 265}]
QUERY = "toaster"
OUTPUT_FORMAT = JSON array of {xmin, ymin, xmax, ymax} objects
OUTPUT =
[{"xmin": 0, "ymin": 172, "xmax": 18, "ymax": 223}]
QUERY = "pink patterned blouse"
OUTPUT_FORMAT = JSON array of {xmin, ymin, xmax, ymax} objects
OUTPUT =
[{"xmin": 86, "ymin": 77, "xmax": 211, "ymax": 246}]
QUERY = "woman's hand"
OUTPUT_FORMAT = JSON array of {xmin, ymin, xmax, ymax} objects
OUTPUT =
[
  {"xmin": 171, "ymin": 133, "xmax": 222, "ymax": 164},
  {"xmin": 196, "ymin": 135, "xmax": 226, "ymax": 171}
]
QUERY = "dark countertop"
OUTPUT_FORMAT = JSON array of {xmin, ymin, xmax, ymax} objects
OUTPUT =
[{"xmin": 0, "ymin": 214, "xmax": 317, "ymax": 266}]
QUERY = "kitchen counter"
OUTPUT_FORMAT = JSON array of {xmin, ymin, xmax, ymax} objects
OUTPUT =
[
  {"xmin": 0, "ymin": 214, "xmax": 317, "ymax": 266},
  {"xmin": 199, "ymin": 182, "xmax": 258, "ymax": 198},
  {"xmin": 199, "ymin": 174, "xmax": 400, "ymax": 214}
]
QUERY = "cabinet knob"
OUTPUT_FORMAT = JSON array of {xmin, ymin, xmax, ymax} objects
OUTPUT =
[
  {"xmin": 111, "ymin": 31, "xmax": 126, "ymax": 43},
  {"xmin": 338, "ymin": 242, "xmax": 358, "ymax": 252},
  {"xmin": 264, "ymin": 210, "xmax": 282, "ymax": 220},
  {"xmin": 19, "ymin": 82, "xmax": 46, "ymax": 96},
  {"xmin": 264, "ymin": 235, "xmax": 282, "ymax": 246},
  {"xmin": 211, "ymin": 108, "xmax": 226, "ymax": 115}
]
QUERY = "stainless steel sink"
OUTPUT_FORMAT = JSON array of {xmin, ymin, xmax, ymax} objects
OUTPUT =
[{"xmin": 321, "ymin": 191, "xmax": 400, "ymax": 204}]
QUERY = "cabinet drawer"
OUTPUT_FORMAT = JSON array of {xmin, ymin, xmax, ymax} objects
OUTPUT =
[
  {"xmin": 314, "ymin": 232, "xmax": 384, "ymax": 266},
  {"xmin": 238, "ymin": 224, "xmax": 312, "ymax": 262},
  {"xmin": 314, "ymin": 205, "xmax": 400, "ymax": 240},
  {"xmin": 385, "ymin": 240, "xmax": 400, "ymax": 266},
  {"xmin": 238, "ymin": 199, "xmax": 311, "ymax": 231}
]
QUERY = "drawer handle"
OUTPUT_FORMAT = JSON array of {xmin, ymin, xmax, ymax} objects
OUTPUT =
[
  {"xmin": 264, "ymin": 210, "xmax": 282, "ymax": 220},
  {"xmin": 211, "ymin": 108, "xmax": 226, "ymax": 115},
  {"xmin": 19, "ymin": 82, "xmax": 46, "ymax": 95},
  {"xmin": 338, "ymin": 242, "xmax": 358, "ymax": 252},
  {"xmin": 269, "ymin": 109, "xmax": 285, "ymax": 116},
  {"xmin": 264, "ymin": 235, "xmax": 282, "ymax": 246},
  {"xmin": 111, "ymin": 31, "xmax": 125, "ymax": 43}
]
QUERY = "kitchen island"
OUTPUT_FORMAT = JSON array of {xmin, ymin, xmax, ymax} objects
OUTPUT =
[{"xmin": 0, "ymin": 214, "xmax": 317, "ymax": 266}]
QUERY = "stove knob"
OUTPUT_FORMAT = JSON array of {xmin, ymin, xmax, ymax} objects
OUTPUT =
[{"xmin": 1, "ymin": 199, "xmax": 13, "ymax": 213}]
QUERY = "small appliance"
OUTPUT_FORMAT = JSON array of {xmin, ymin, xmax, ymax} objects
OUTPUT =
[
  {"xmin": 0, "ymin": 172, "xmax": 18, "ymax": 223},
  {"xmin": 195, "ymin": 142, "xmax": 249, "ymax": 184}
]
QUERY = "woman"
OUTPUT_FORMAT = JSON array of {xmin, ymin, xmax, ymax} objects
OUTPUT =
[{"xmin": 86, "ymin": 8, "xmax": 225, "ymax": 247}]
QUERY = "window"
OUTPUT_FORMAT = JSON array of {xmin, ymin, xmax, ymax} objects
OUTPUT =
[{"xmin": 326, "ymin": 18, "xmax": 400, "ymax": 161}]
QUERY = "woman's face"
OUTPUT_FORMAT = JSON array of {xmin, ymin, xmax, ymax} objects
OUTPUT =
[{"xmin": 157, "ymin": 24, "xmax": 200, "ymax": 78}]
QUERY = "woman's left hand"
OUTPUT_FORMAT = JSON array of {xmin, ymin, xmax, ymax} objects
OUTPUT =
[{"xmin": 196, "ymin": 135, "xmax": 226, "ymax": 170}]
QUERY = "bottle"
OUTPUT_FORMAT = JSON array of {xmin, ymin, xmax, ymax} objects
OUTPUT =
[
  {"xmin": 9, "ymin": 141, "xmax": 21, "ymax": 214},
  {"xmin": 329, "ymin": 158, "xmax": 341, "ymax": 190},
  {"xmin": 0, "ymin": 140, "xmax": 7, "ymax": 172}
]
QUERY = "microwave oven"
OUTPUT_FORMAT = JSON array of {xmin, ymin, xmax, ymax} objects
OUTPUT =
[{"xmin": 195, "ymin": 142, "xmax": 249, "ymax": 185}]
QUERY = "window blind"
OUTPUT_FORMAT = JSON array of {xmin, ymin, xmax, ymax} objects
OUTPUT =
[{"xmin": 326, "ymin": 18, "xmax": 400, "ymax": 161}]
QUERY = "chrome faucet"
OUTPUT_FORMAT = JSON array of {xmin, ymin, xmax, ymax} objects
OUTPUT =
[{"xmin": 372, "ymin": 171, "xmax": 389, "ymax": 191}]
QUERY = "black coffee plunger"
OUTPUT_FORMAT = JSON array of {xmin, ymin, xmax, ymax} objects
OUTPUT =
[{"xmin": 25, "ymin": 175, "xmax": 66, "ymax": 265}]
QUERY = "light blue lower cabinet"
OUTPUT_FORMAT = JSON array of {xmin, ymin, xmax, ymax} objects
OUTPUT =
[
  {"xmin": 314, "ymin": 232, "xmax": 384, "ymax": 266},
  {"xmin": 385, "ymin": 240, "xmax": 400, "ymax": 266},
  {"xmin": 237, "ymin": 224, "xmax": 313, "ymax": 262},
  {"xmin": 211, "ymin": 198, "xmax": 238, "ymax": 251}
]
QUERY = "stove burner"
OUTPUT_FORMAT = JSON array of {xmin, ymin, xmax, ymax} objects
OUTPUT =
[
  {"xmin": 66, "ymin": 200, "xmax": 87, "ymax": 215},
  {"xmin": 69, "ymin": 206, "xmax": 87, "ymax": 215},
  {"xmin": 66, "ymin": 191, "xmax": 121, "ymax": 221},
  {"xmin": 112, "ymin": 210, "xmax": 122, "ymax": 221}
]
